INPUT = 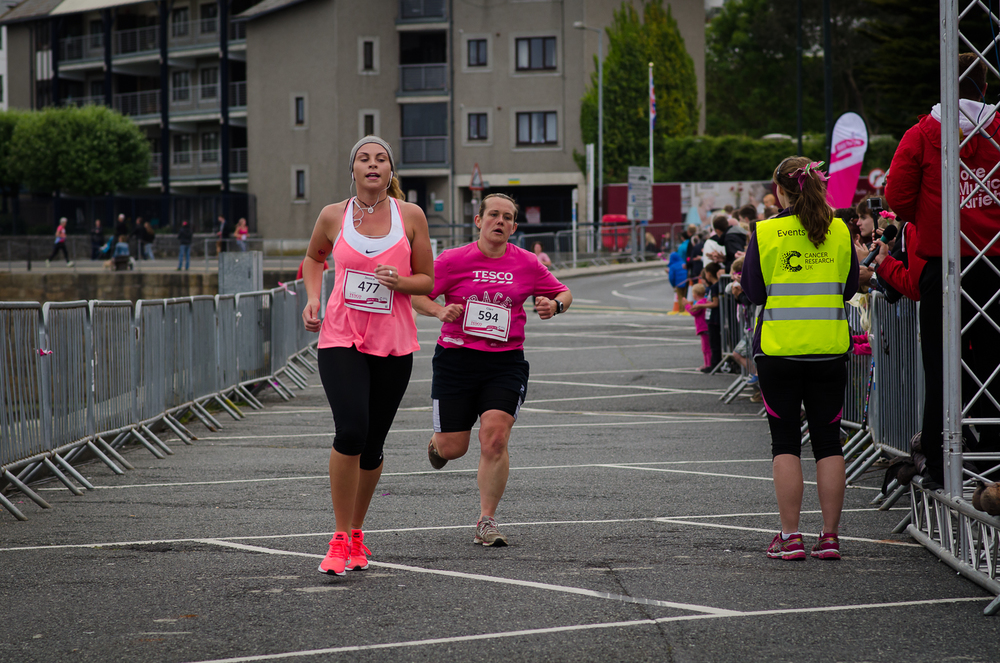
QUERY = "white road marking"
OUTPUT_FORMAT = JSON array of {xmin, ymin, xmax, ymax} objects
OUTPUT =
[
  {"xmin": 529, "ymin": 391, "xmax": 724, "ymax": 404},
  {"xmin": 531, "ymin": 377, "xmax": 722, "ymax": 393},
  {"xmin": 600, "ymin": 463, "xmax": 881, "ymax": 492},
  {"xmin": 611, "ymin": 290, "xmax": 648, "ymax": 301},
  {"xmin": 0, "ymin": 509, "xmax": 908, "ymax": 553},
  {"xmin": 652, "ymin": 518, "xmax": 922, "ymax": 547},
  {"xmin": 179, "ymin": 595, "xmax": 987, "ymax": 663},
  {"xmin": 203, "ymin": 539, "xmax": 741, "ymax": 616},
  {"xmin": 623, "ymin": 275, "xmax": 671, "ymax": 287}
]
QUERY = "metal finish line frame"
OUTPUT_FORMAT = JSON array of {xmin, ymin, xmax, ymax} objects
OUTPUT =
[{"xmin": 908, "ymin": 0, "xmax": 1000, "ymax": 616}]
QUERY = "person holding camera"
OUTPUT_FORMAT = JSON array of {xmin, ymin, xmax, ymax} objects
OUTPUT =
[
  {"xmin": 885, "ymin": 53, "xmax": 1000, "ymax": 488},
  {"xmin": 741, "ymin": 156, "xmax": 859, "ymax": 561}
]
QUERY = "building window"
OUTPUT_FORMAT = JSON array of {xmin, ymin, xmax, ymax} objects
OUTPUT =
[
  {"xmin": 362, "ymin": 40, "xmax": 375, "ymax": 72},
  {"xmin": 201, "ymin": 132, "xmax": 219, "ymax": 162},
  {"xmin": 89, "ymin": 80, "xmax": 103, "ymax": 99},
  {"xmin": 294, "ymin": 97, "xmax": 306, "ymax": 125},
  {"xmin": 515, "ymin": 37, "xmax": 556, "ymax": 71},
  {"xmin": 516, "ymin": 111, "xmax": 557, "ymax": 145},
  {"xmin": 171, "ymin": 7, "xmax": 190, "ymax": 37},
  {"xmin": 364, "ymin": 113, "xmax": 375, "ymax": 136},
  {"xmin": 295, "ymin": 170, "xmax": 306, "ymax": 199},
  {"xmin": 200, "ymin": 3, "xmax": 218, "ymax": 33},
  {"xmin": 468, "ymin": 39, "xmax": 487, "ymax": 67},
  {"xmin": 200, "ymin": 67, "xmax": 218, "ymax": 99},
  {"xmin": 172, "ymin": 71, "xmax": 190, "ymax": 101},
  {"xmin": 468, "ymin": 113, "xmax": 487, "ymax": 140},
  {"xmin": 89, "ymin": 20, "xmax": 103, "ymax": 49},
  {"xmin": 173, "ymin": 134, "xmax": 192, "ymax": 163}
]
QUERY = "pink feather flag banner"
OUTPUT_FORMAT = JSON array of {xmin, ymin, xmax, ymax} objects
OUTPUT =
[{"xmin": 826, "ymin": 112, "xmax": 869, "ymax": 209}]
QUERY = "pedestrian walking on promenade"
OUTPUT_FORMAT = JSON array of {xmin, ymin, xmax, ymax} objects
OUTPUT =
[
  {"xmin": 301, "ymin": 137, "xmax": 434, "ymax": 576},
  {"xmin": 412, "ymin": 193, "xmax": 572, "ymax": 547},
  {"xmin": 741, "ymin": 156, "xmax": 859, "ymax": 561},
  {"xmin": 46, "ymin": 217, "xmax": 73, "ymax": 267}
]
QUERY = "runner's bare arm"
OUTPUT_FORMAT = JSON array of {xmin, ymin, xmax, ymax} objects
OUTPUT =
[
  {"xmin": 534, "ymin": 290, "xmax": 573, "ymax": 321},
  {"xmin": 412, "ymin": 295, "xmax": 464, "ymax": 322},
  {"xmin": 302, "ymin": 203, "xmax": 344, "ymax": 332},
  {"xmin": 375, "ymin": 202, "xmax": 434, "ymax": 295}
]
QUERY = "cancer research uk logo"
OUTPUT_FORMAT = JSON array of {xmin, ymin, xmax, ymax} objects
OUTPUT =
[{"xmin": 781, "ymin": 251, "xmax": 803, "ymax": 272}]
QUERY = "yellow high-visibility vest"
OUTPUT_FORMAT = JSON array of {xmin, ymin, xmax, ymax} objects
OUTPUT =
[{"xmin": 756, "ymin": 214, "xmax": 852, "ymax": 356}]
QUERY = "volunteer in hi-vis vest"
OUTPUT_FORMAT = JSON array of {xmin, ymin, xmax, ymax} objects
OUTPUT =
[{"xmin": 742, "ymin": 156, "xmax": 859, "ymax": 562}]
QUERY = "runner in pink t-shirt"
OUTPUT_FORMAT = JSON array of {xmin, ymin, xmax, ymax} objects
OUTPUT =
[{"xmin": 412, "ymin": 193, "xmax": 572, "ymax": 546}]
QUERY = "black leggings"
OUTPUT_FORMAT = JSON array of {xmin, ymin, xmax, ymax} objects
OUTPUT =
[
  {"xmin": 48, "ymin": 243, "xmax": 69, "ymax": 262},
  {"xmin": 756, "ymin": 355, "xmax": 847, "ymax": 460},
  {"xmin": 318, "ymin": 346, "xmax": 413, "ymax": 471}
]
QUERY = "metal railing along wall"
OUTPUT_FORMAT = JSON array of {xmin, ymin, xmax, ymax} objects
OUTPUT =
[{"xmin": 0, "ymin": 281, "xmax": 318, "ymax": 521}]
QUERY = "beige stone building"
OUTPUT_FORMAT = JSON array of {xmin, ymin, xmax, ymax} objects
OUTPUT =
[{"xmin": 241, "ymin": 0, "xmax": 705, "ymax": 242}]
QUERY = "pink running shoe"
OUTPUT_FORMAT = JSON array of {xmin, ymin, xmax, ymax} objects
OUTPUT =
[
  {"xmin": 766, "ymin": 533, "xmax": 806, "ymax": 560},
  {"xmin": 318, "ymin": 532, "xmax": 350, "ymax": 576},
  {"xmin": 347, "ymin": 529, "xmax": 371, "ymax": 571},
  {"xmin": 811, "ymin": 532, "xmax": 841, "ymax": 560}
]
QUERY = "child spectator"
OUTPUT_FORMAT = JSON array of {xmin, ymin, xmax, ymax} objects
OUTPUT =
[
  {"xmin": 684, "ymin": 283, "xmax": 711, "ymax": 369},
  {"xmin": 691, "ymin": 262, "xmax": 724, "ymax": 372}
]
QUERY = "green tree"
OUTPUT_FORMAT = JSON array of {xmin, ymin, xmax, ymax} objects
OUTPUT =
[
  {"xmin": 0, "ymin": 110, "xmax": 24, "ymax": 211},
  {"xmin": 9, "ymin": 105, "xmax": 150, "ymax": 195},
  {"xmin": 706, "ymin": 0, "xmax": 880, "ymax": 138},
  {"xmin": 580, "ymin": 1, "xmax": 698, "ymax": 183}
]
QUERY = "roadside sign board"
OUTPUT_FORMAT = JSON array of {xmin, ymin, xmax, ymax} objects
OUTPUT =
[
  {"xmin": 627, "ymin": 166, "xmax": 652, "ymax": 221},
  {"xmin": 470, "ymin": 163, "xmax": 484, "ymax": 191}
]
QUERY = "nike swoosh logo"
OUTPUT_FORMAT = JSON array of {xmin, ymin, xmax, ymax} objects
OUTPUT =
[{"xmin": 365, "ymin": 249, "xmax": 379, "ymax": 254}]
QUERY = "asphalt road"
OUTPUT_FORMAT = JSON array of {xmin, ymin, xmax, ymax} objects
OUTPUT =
[{"xmin": 1, "ymin": 267, "xmax": 998, "ymax": 663}]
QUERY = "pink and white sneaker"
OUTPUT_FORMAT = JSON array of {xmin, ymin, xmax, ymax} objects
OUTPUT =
[{"xmin": 318, "ymin": 532, "xmax": 350, "ymax": 576}]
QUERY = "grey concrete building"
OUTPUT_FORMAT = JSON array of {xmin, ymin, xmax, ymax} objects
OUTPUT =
[{"xmin": 241, "ymin": 0, "xmax": 705, "ymax": 241}]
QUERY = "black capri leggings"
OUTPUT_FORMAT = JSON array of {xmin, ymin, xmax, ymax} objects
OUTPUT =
[
  {"xmin": 756, "ymin": 355, "xmax": 847, "ymax": 460},
  {"xmin": 318, "ymin": 346, "xmax": 413, "ymax": 470}
]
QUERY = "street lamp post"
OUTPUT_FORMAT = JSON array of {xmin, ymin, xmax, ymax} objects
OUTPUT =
[{"xmin": 574, "ymin": 21, "xmax": 603, "ymax": 236}]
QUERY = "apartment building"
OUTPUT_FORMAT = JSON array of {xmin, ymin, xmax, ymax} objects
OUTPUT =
[
  {"xmin": 1, "ymin": 0, "xmax": 20, "ymax": 110},
  {"xmin": 1, "ymin": 0, "xmax": 704, "ymax": 237},
  {"xmin": 0, "ymin": 0, "xmax": 252, "ymax": 229},
  {"xmin": 241, "ymin": 0, "xmax": 704, "ymax": 240}
]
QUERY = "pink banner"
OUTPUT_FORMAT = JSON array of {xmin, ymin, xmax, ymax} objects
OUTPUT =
[{"xmin": 826, "ymin": 112, "xmax": 869, "ymax": 209}]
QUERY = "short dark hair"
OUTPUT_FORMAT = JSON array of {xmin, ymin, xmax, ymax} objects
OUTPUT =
[
  {"xmin": 959, "ymin": 53, "xmax": 987, "ymax": 100},
  {"xmin": 737, "ymin": 205, "xmax": 756, "ymax": 221},
  {"xmin": 712, "ymin": 215, "xmax": 729, "ymax": 233},
  {"xmin": 834, "ymin": 207, "xmax": 859, "ymax": 223},
  {"xmin": 704, "ymin": 261, "xmax": 723, "ymax": 277}
]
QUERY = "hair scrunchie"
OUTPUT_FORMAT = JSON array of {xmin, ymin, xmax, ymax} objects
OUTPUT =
[{"xmin": 792, "ymin": 161, "xmax": 828, "ymax": 189}]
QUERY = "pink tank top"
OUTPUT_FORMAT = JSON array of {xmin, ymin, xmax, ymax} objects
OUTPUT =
[{"xmin": 317, "ymin": 198, "xmax": 420, "ymax": 357}]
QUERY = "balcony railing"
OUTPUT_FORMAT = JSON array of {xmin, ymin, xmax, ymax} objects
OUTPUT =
[
  {"xmin": 399, "ymin": 63, "xmax": 447, "ymax": 94},
  {"xmin": 115, "ymin": 25, "xmax": 159, "ymax": 55},
  {"xmin": 230, "ymin": 81, "xmax": 246, "ymax": 108},
  {"xmin": 400, "ymin": 136, "xmax": 448, "ymax": 165},
  {"xmin": 114, "ymin": 90, "xmax": 160, "ymax": 117},
  {"xmin": 58, "ymin": 20, "xmax": 244, "ymax": 62},
  {"xmin": 150, "ymin": 148, "xmax": 248, "ymax": 180},
  {"xmin": 399, "ymin": 0, "xmax": 446, "ymax": 20},
  {"xmin": 59, "ymin": 34, "xmax": 104, "ymax": 61},
  {"xmin": 63, "ymin": 95, "xmax": 105, "ymax": 108}
]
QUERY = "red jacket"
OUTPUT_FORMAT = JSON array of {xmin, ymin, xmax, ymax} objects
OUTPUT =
[
  {"xmin": 885, "ymin": 112, "xmax": 1000, "ymax": 259},
  {"xmin": 876, "ymin": 223, "xmax": 924, "ymax": 302}
]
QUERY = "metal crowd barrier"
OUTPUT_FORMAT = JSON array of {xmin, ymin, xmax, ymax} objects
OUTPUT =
[{"xmin": 0, "ymin": 278, "xmax": 319, "ymax": 520}]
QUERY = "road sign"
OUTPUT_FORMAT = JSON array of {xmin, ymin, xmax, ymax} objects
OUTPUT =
[
  {"xmin": 470, "ymin": 163, "xmax": 484, "ymax": 191},
  {"xmin": 627, "ymin": 166, "xmax": 652, "ymax": 221},
  {"xmin": 868, "ymin": 168, "xmax": 886, "ymax": 189}
]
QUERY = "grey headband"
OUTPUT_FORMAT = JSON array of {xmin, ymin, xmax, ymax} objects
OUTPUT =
[{"xmin": 349, "ymin": 136, "xmax": 395, "ymax": 175}]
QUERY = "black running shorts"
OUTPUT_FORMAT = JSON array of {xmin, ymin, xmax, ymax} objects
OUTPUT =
[{"xmin": 431, "ymin": 344, "xmax": 529, "ymax": 433}]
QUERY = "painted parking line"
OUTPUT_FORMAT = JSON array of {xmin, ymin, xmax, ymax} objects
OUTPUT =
[
  {"xmin": 0, "ymin": 509, "xmax": 909, "ymax": 553},
  {"xmin": 204, "ymin": 539, "xmax": 741, "ymax": 616},
  {"xmin": 179, "ymin": 594, "xmax": 985, "ymax": 663}
]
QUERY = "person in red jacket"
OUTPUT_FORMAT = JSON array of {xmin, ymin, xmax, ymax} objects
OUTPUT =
[
  {"xmin": 885, "ymin": 53, "xmax": 1000, "ymax": 487},
  {"xmin": 871, "ymin": 219, "xmax": 925, "ymax": 303}
]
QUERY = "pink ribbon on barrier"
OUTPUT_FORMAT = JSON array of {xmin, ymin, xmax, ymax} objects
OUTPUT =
[
  {"xmin": 37, "ymin": 349, "xmax": 53, "ymax": 356},
  {"xmin": 277, "ymin": 282, "xmax": 297, "ymax": 296}
]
